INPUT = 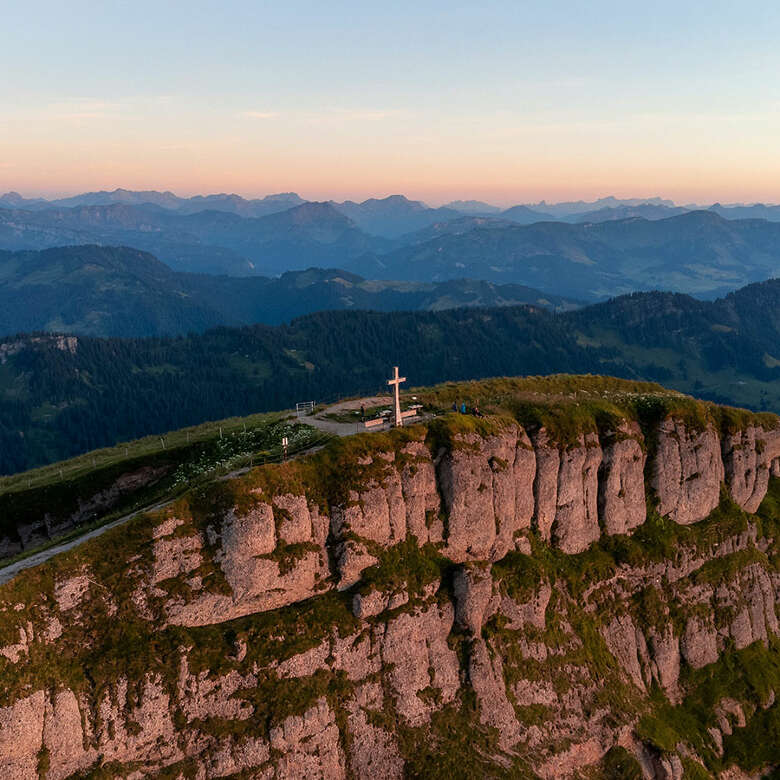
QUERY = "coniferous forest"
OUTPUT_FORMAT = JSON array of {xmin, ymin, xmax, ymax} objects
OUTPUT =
[{"xmin": 3, "ymin": 283, "xmax": 780, "ymax": 475}]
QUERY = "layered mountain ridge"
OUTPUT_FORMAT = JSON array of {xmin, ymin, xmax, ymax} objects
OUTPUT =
[
  {"xmin": 0, "ymin": 377, "xmax": 779, "ymax": 777},
  {"xmin": 2, "ymin": 196, "xmax": 780, "ymax": 298},
  {"xmin": 0, "ymin": 245, "xmax": 579, "ymax": 338}
]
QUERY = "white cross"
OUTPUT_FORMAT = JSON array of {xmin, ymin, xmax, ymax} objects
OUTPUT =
[{"xmin": 387, "ymin": 366, "xmax": 406, "ymax": 427}]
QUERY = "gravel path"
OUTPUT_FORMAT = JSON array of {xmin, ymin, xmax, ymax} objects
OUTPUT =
[
  {"xmin": 0, "ymin": 498, "xmax": 172, "ymax": 586},
  {"xmin": 307, "ymin": 415, "xmax": 364, "ymax": 437},
  {"xmin": 307, "ymin": 395, "xmax": 395, "ymax": 437}
]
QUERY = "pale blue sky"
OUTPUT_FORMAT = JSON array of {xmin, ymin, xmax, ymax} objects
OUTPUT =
[{"xmin": 2, "ymin": 0, "xmax": 779, "ymax": 204}]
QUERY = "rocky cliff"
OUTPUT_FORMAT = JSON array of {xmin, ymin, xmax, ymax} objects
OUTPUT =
[{"xmin": 1, "ymin": 377, "xmax": 779, "ymax": 778}]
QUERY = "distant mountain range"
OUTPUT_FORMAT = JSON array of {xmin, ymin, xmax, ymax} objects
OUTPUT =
[
  {"xmin": 6, "ymin": 188, "xmax": 780, "ymax": 230},
  {"xmin": 348, "ymin": 210, "xmax": 780, "ymax": 300},
  {"xmin": 2, "ymin": 191, "xmax": 780, "ymax": 300},
  {"xmin": 0, "ymin": 189, "xmax": 307, "ymax": 218},
  {"xmin": 2, "ymin": 277, "xmax": 779, "ymax": 473},
  {"xmin": 526, "ymin": 195, "xmax": 678, "ymax": 218},
  {"xmin": 0, "ymin": 245, "xmax": 580, "ymax": 338},
  {"xmin": 0, "ymin": 201, "xmax": 386, "ymax": 275},
  {"xmin": 326, "ymin": 195, "xmax": 464, "ymax": 238},
  {"xmin": 571, "ymin": 204, "xmax": 690, "ymax": 222},
  {"xmin": 442, "ymin": 200, "xmax": 502, "ymax": 215}
]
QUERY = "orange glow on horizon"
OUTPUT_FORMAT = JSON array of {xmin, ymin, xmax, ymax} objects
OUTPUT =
[{"xmin": 3, "ymin": 128, "xmax": 780, "ymax": 207}]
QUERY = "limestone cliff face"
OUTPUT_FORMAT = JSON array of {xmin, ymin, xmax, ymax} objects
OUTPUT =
[
  {"xmin": 1, "ymin": 401, "xmax": 779, "ymax": 779},
  {"xmin": 532, "ymin": 429, "xmax": 602, "ymax": 554},
  {"xmin": 436, "ymin": 426, "xmax": 535, "ymax": 561},
  {"xmin": 599, "ymin": 421, "xmax": 647, "ymax": 536},
  {"xmin": 652, "ymin": 419, "xmax": 724, "ymax": 525},
  {"xmin": 723, "ymin": 425, "xmax": 780, "ymax": 514}
]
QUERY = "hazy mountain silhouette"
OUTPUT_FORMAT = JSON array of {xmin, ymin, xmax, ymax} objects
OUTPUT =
[
  {"xmin": 443, "ymin": 200, "xmax": 502, "ymax": 215},
  {"xmin": 346, "ymin": 211, "xmax": 780, "ymax": 300},
  {"xmin": 0, "ymin": 245, "xmax": 580, "ymax": 337}
]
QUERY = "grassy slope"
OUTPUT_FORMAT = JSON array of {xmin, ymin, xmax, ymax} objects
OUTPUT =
[{"xmin": 0, "ymin": 409, "xmax": 328, "ymax": 566}]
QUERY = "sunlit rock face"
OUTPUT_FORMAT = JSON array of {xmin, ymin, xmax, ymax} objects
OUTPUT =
[
  {"xmin": 652, "ymin": 419, "xmax": 724, "ymax": 526},
  {"xmin": 722, "ymin": 425, "xmax": 780, "ymax": 513}
]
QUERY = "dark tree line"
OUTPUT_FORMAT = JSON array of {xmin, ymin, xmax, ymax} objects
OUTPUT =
[{"xmin": 2, "ymin": 287, "xmax": 780, "ymax": 475}]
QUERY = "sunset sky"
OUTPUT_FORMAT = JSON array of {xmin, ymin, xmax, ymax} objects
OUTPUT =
[{"xmin": 3, "ymin": 0, "xmax": 780, "ymax": 206}]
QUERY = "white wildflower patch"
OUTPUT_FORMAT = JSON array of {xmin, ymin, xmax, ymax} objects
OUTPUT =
[{"xmin": 169, "ymin": 421, "xmax": 321, "ymax": 489}]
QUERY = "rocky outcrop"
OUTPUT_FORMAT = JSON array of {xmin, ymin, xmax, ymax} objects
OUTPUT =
[
  {"xmin": 599, "ymin": 422, "xmax": 647, "ymax": 535},
  {"xmin": 647, "ymin": 627, "xmax": 681, "ymax": 699},
  {"xmin": 0, "ymin": 691, "xmax": 46, "ymax": 780},
  {"xmin": 553, "ymin": 432, "xmax": 602, "ymax": 553},
  {"xmin": 602, "ymin": 614, "xmax": 651, "ymax": 690},
  {"xmin": 652, "ymin": 419, "xmax": 724, "ymax": 525},
  {"xmin": 380, "ymin": 602, "xmax": 461, "ymax": 726},
  {"xmin": 270, "ymin": 699, "xmax": 347, "ymax": 778},
  {"xmin": 436, "ymin": 425, "xmax": 535, "ymax": 561},
  {"xmin": 345, "ymin": 683, "xmax": 404, "ymax": 779},
  {"xmin": 0, "ymin": 683, "xmax": 350, "ymax": 780},
  {"xmin": 149, "ymin": 493, "xmax": 331, "ymax": 627},
  {"xmin": 723, "ymin": 425, "xmax": 780, "ymax": 513},
  {"xmin": 722, "ymin": 563, "xmax": 779, "ymax": 649},
  {"xmin": 1, "ymin": 503, "xmax": 779, "ymax": 779},
  {"xmin": 680, "ymin": 616, "xmax": 719, "ymax": 669},
  {"xmin": 0, "ymin": 584, "xmax": 453, "ymax": 778},
  {"xmin": 453, "ymin": 563, "xmax": 496, "ymax": 634},
  {"xmin": 1, "ymin": 395, "xmax": 780, "ymax": 779},
  {"xmin": 115, "ymin": 410, "xmax": 780, "ymax": 634},
  {"xmin": 533, "ymin": 430, "xmax": 602, "ymax": 553},
  {"xmin": 468, "ymin": 638, "xmax": 523, "ymax": 748}
]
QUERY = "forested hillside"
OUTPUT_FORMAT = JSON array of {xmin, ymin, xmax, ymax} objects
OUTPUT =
[
  {"xmin": 0, "ymin": 307, "xmax": 597, "ymax": 473},
  {"xmin": 2, "ymin": 278, "xmax": 780, "ymax": 474}
]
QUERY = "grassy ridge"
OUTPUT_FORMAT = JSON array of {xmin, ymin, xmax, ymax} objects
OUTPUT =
[
  {"xmin": 0, "ymin": 412, "xmax": 328, "ymax": 566},
  {"xmin": 3, "ymin": 373, "xmax": 777, "ymax": 566}
]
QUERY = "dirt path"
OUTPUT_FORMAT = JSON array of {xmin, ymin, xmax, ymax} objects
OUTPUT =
[
  {"xmin": 307, "ymin": 395, "xmax": 395, "ymax": 437},
  {"xmin": 307, "ymin": 415, "xmax": 363, "ymax": 437},
  {"xmin": 0, "ymin": 396, "xmax": 416, "ymax": 586},
  {"xmin": 0, "ymin": 498, "xmax": 173, "ymax": 586}
]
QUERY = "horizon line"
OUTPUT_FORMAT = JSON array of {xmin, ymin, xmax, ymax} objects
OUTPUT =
[{"xmin": 1, "ymin": 187, "xmax": 777, "ymax": 211}]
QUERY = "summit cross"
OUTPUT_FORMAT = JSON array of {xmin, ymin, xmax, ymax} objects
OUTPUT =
[{"xmin": 387, "ymin": 366, "xmax": 406, "ymax": 427}]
